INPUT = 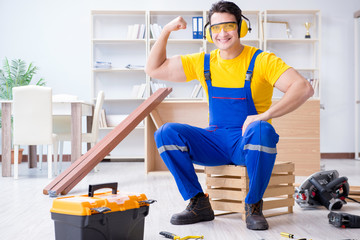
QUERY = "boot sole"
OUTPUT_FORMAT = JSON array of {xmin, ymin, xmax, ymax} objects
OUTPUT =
[
  {"xmin": 170, "ymin": 214, "xmax": 215, "ymax": 225},
  {"xmin": 246, "ymin": 223, "xmax": 269, "ymax": 230}
]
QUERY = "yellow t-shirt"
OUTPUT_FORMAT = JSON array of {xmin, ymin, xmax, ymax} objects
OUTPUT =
[{"xmin": 180, "ymin": 45, "xmax": 291, "ymax": 115}]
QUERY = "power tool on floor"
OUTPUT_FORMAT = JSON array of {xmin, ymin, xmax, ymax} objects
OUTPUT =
[
  {"xmin": 294, "ymin": 170, "xmax": 349, "ymax": 210},
  {"xmin": 328, "ymin": 211, "xmax": 360, "ymax": 228}
]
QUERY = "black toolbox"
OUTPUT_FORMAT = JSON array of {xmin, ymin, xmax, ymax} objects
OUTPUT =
[{"xmin": 50, "ymin": 183, "xmax": 153, "ymax": 240}]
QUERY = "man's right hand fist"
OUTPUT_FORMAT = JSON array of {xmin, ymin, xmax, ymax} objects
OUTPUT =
[{"xmin": 163, "ymin": 16, "xmax": 187, "ymax": 33}]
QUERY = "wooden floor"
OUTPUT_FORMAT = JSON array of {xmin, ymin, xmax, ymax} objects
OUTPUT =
[{"xmin": 1, "ymin": 159, "xmax": 360, "ymax": 240}]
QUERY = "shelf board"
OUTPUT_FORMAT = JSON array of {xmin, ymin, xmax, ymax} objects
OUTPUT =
[
  {"xmin": 265, "ymin": 38, "xmax": 319, "ymax": 43},
  {"xmin": 93, "ymin": 68, "xmax": 145, "ymax": 72},
  {"xmin": 103, "ymin": 156, "xmax": 144, "ymax": 160},
  {"xmin": 92, "ymin": 10, "xmax": 146, "ymax": 15},
  {"xmin": 149, "ymin": 10, "xmax": 203, "ymax": 16},
  {"xmin": 100, "ymin": 125, "xmax": 144, "ymax": 130},
  {"xmin": 150, "ymin": 39, "xmax": 203, "ymax": 44},
  {"xmin": 265, "ymin": 10, "xmax": 320, "ymax": 15},
  {"xmin": 92, "ymin": 39, "xmax": 146, "ymax": 44},
  {"xmin": 102, "ymin": 98, "xmax": 146, "ymax": 101}
]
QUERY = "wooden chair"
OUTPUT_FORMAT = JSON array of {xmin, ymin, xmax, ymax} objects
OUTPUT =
[{"xmin": 53, "ymin": 91, "xmax": 104, "ymax": 173}]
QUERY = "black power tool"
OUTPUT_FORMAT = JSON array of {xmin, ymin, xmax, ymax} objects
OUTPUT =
[
  {"xmin": 294, "ymin": 170, "xmax": 349, "ymax": 210},
  {"xmin": 328, "ymin": 211, "xmax": 360, "ymax": 228}
]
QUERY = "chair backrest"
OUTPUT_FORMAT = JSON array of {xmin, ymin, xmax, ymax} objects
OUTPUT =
[
  {"xmin": 52, "ymin": 94, "xmax": 78, "ymax": 102},
  {"xmin": 13, "ymin": 85, "xmax": 53, "ymax": 145},
  {"xmin": 52, "ymin": 94, "xmax": 79, "ymax": 134},
  {"xmin": 91, "ymin": 91, "xmax": 105, "ymax": 140}
]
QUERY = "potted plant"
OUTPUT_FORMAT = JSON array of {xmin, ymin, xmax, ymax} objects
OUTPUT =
[{"xmin": 0, "ymin": 58, "xmax": 46, "ymax": 163}]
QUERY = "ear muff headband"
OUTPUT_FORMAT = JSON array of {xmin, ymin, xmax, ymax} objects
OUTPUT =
[{"xmin": 204, "ymin": 15, "xmax": 252, "ymax": 43}]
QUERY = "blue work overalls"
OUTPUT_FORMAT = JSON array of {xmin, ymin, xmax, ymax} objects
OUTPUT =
[{"xmin": 154, "ymin": 50, "xmax": 279, "ymax": 204}]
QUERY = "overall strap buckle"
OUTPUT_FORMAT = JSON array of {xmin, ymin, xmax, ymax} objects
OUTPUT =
[
  {"xmin": 245, "ymin": 49, "xmax": 263, "ymax": 82},
  {"xmin": 204, "ymin": 53, "xmax": 211, "ymax": 81}
]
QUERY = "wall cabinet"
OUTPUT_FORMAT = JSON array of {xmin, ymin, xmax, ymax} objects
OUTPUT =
[{"xmin": 91, "ymin": 10, "xmax": 321, "ymax": 169}]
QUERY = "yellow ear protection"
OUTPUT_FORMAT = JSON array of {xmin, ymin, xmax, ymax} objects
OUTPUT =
[{"xmin": 204, "ymin": 15, "xmax": 251, "ymax": 43}]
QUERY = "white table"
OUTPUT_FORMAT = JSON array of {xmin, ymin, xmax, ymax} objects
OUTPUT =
[{"xmin": 1, "ymin": 100, "xmax": 93, "ymax": 177}]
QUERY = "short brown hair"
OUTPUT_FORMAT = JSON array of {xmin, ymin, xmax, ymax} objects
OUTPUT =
[{"xmin": 208, "ymin": 1, "xmax": 242, "ymax": 25}]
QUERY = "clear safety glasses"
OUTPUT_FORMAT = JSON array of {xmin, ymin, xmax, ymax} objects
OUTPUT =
[{"xmin": 210, "ymin": 21, "xmax": 237, "ymax": 34}]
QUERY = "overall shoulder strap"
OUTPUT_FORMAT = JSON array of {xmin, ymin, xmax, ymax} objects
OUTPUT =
[
  {"xmin": 245, "ymin": 49, "xmax": 263, "ymax": 82},
  {"xmin": 204, "ymin": 53, "xmax": 211, "ymax": 81}
]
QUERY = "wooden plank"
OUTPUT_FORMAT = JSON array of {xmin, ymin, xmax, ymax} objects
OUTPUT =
[
  {"xmin": 268, "ymin": 174, "xmax": 295, "ymax": 186},
  {"xmin": 263, "ymin": 185, "xmax": 294, "ymax": 198},
  {"xmin": 205, "ymin": 165, "xmax": 247, "ymax": 176},
  {"xmin": 206, "ymin": 176, "xmax": 248, "ymax": 189},
  {"xmin": 348, "ymin": 195, "xmax": 360, "ymax": 202},
  {"xmin": 207, "ymin": 188, "xmax": 246, "ymax": 200},
  {"xmin": 210, "ymin": 199, "xmax": 244, "ymax": 212},
  {"xmin": 272, "ymin": 162, "xmax": 294, "ymax": 173},
  {"xmin": 43, "ymin": 88, "xmax": 172, "ymax": 195},
  {"xmin": 350, "ymin": 185, "xmax": 360, "ymax": 192},
  {"xmin": 149, "ymin": 109, "xmax": 163, "ymax": 129},
  {"xmin": 1, "ymin": 102, "xmax": 12, "ymax": 177}
]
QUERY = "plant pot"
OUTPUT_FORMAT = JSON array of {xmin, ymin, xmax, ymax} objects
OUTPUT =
[{"xmin": 11, "ymin": 148, "xmax": 24, "ymax": 164}]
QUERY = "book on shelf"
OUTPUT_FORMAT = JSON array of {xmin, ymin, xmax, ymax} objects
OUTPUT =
[
  {"xmin": 126, "ymin": 24, "xmax": 146, "ymax": 40},
  {"xmin": 94, "ymin": 61, "xmax": 112, "ymax": 69},
  {"xmin": 192, "ymin": 16, "xmax": 204, "ymax": 39},
  {"xmin": 190, "ymin": 83, "xmax": 203, "ymax": 98},
  {"xmin": 150, "ymin": 81, "xmax": 170, "ymax": 98},
  {"xmin": 150, "ymin": 24, "xmax": 163, "ymax": 39},
  {"xmin": 125, "ymin": 64, "xmax": 144, "ymax": 69},
  {"xmin": 308, "ymin": 78, "xmax": 319, "ymax": 96},
  {"xmin": 131, "ymin": 83, "xmax": 147, "ymax": 99}
]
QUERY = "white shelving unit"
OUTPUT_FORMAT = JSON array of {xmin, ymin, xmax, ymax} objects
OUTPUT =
[
  {"xmin": 91, "ymin": 9, "xmax": 320, "ymax": 161},
  {"xmin": 91, "ymin": 10, "xmax": 147, "ymax": 160},
  {"xmin": 263, "ymin": 10, "xmax": 321, "ymax": 99},
  {"xmin": 355, "ymin": 10, "xmax": 360, "ymax": 160}
]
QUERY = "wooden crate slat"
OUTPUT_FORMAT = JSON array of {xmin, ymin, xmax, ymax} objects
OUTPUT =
[
  {"xmin": 210, "ymin": 200, "xmax": 244, "ymax": 212},
  {"xmin": 350, "ymin": 186, "xmax": 360, "ymax": 191},
  {"xmin": 206, "ymin": 176, "xmax": 248, "ymax": 189},
  {"xmin": 268, "ymin": 174, "xmax": 295, "ymax": 186},
  {"xmin": 205, "ymin": 165, "xmax": 247, "ymax": 176},
  {"xmin": 263, "ymin": 185, "xmax": 294, "ymax": 198},
  {"xmin": 208, "ymin": 188, "xmax": 246, "ymax": 200},
  {"xmin": 272, "ymin": 161, "xmax": 295, "ymax": 173}
]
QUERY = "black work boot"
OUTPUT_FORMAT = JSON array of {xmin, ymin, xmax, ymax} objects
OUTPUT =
[
  {"xmin": 170, "ymin": 193, "xmax": 215, "ymax": 225},
  {"xmin": 245, "ymin": 199, "xmax": 269, "ymax": 230}
]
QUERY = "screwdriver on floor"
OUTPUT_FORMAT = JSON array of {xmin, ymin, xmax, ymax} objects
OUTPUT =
[{"xmin": 159, "ymin": 231, "xmax": 204, "ymax": 240}]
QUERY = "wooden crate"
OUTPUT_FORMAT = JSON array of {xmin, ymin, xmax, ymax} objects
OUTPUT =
[{"xmin": 205, "ymin": 161, "xmax": 295, "ymax": 220}]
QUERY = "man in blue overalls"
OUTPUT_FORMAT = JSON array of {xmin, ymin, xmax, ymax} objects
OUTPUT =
[{"xmin": 145, "ymin": 1, "xmax": 314, "ymax": 230}]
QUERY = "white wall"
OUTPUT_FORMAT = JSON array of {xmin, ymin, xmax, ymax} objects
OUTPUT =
[{"xmin": 0, "ymin": 0, "xmax": 359, "ymax": 153}]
